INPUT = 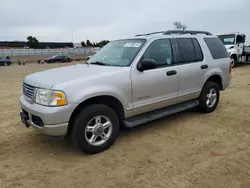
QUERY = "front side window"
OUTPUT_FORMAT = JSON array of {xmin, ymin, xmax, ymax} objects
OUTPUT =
[
  {"xmin": 142, "ymin": 39, "xmax": 173, "ymax": 68},
  {"xmin": 87, "ymin": 39, "xmax": 146, "ymax": 67}
]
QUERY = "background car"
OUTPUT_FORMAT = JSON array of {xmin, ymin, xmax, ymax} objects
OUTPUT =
[
  {"xmin": 0, "ymin": 57, "xmax": 12, "ymax": 66},
  {"xmin": 44, "ymin": 55, "xmax": 72, "ymax": 63}
]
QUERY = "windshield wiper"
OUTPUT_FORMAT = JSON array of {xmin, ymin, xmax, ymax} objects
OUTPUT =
[{"xmin": 88, "ymin": 61, "xmax": 109, "ymax": 66}]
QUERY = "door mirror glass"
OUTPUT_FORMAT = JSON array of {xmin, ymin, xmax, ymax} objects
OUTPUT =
[{"xmin": 137, "ymin": 59, "xmax": 156, "ymax": 72}]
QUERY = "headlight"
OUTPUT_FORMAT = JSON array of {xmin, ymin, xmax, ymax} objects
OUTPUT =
[{"xmin": 35, "ymin": 89, "xmax": 67, "ymax": 106}]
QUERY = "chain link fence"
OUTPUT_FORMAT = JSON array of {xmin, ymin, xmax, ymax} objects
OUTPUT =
[{"xmin": 0, "ymin": 47, "xmax": 97, "ymax": 56}]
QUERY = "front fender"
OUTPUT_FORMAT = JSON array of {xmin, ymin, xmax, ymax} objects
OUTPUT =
[
  {"xmin": 74, "ymin": 85, "xmax": 127, "ymax": 108},
  {"xmin": 228, "ymin": 50, "xmax": 238, "ymax": 59}
]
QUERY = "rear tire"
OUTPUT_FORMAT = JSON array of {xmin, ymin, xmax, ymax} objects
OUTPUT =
[
  {"xmin": 71, "ymin": 104, "xmax": 120, "ymax": 154},
  {"xmin": 198, "ymin": 81, "xmax": 220, "ymax": 113}
]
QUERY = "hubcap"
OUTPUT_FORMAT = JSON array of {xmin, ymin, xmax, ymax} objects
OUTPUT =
[
  {"xmin": 231, "ymin": 59, "xmax": 235, "ymax": 67},
  {"xmin": 85, "ymin": 115, "xmax": 112, "ymax": 146},
  {"xmin": 206, "ymin": 88, "xmax": 217, "ymax": 108}
]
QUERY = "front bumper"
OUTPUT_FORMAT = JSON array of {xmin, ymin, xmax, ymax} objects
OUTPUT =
[{"xmin": 20, "ymin": 95, "xmax": 76, "ymax": 136}]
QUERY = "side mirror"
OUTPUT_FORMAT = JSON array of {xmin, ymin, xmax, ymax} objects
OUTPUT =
[
  {"xmin": 137, "ymin": 59, "xmax": 156, "ymax": 72},
  {"xmin": 236, "ymin": 35, "xmax": 245, "ymax": 43},
  {"xmin": 242, "ymin": 35, "xmax": 246, "ymax": 43}
]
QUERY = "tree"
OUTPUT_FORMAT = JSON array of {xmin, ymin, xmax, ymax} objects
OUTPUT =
[
  {"xmin": 82, "ymin": 39, "xmax": 110, "ymax": 47},
  {"xmin": 81, "ymin": 41, "xmax": 86, "ymax": 47},
  {"xmin": 33, "ymin": 37, "xmax": 39, "ymax": 48},
  {"xmin": 98, "ymin": 40, "xmax": 110, "ymax": 48},
  {"xmin": 173, "ymin": 21, "xmax": 187, "ymax": 31},
  {"xmin": 86, "ymin": 40, "xmax": 92, "ymax": 46},
  {"xmin": 27, "ymin": 36, "xmax": 39, "ymax": 48}
]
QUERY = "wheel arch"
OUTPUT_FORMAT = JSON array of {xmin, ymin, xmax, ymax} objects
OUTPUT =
[
  {"xmin": 230, "ymin": 53, "xmax": 238, "ymax": 60},
  {"xmin": 67, "ymin": 95, "xmax": 125, "ymax": 136},
  {"xmin": 204, "ymin": 74, "xmax": 223, "ymax": 90}
]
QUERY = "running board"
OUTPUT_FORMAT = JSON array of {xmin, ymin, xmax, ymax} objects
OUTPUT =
[{"xmin": 123, "ymin": 100, "xmax": 199, "ymax": 128}]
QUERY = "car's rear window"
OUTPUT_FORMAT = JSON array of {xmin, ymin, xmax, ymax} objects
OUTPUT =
[{"xmin": 204, "ymin": 38, "xmax": 229, "ymax": 59}]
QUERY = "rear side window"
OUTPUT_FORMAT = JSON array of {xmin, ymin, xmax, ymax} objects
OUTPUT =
[
  {"xmin": 192, "ymin": 38, "xmax": 203, "ymax": 61},
  {"xmin": 204, "ymin": 38, "xmax": 229, "ymax": 59},
  {"xmin": 176, "ymin": 38, "xmax": 196, "ymax": 63}
]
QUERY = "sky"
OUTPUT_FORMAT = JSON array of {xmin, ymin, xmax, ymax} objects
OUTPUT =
[{"xmin": 0, "ymin": 0, "xmax": 250, "ymax": 44}]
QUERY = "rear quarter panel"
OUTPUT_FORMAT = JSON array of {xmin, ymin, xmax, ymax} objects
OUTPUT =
[{"xmin": 198, "ymin": 37, "xmax": 231, "ymax": 90}]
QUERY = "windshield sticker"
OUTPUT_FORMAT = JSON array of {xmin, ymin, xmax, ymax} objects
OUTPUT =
[{"xmin": 124, "ymin": 43, "xmax": 141, "ymax": 48}]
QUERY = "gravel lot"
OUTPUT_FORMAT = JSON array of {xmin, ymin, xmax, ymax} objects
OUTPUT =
[{"xmin": 0, "ymin": 63, "xmax": 250, "ymax": 188}]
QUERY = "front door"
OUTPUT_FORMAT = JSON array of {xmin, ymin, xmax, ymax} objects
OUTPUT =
[{"xmin": 131, "ymin": 38, "xmax": 179, "ymax": 116}]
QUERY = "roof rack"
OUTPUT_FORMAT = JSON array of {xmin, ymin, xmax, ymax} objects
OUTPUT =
[
  {"xmin": 135, "ymin": 30, "xmax": 212, "ymax": 37},
  {"xmin": 164, "ymin": 30, "xmax": 212, "ymax": 35},
  {"xmin": 135, "ymin": 31, "xmax": 166, "ymax": 37}
]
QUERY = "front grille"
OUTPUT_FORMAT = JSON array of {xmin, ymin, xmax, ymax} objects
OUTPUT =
[{"xmin": 22, "ymin": 82, "xmax": 35, "ymax": 99}]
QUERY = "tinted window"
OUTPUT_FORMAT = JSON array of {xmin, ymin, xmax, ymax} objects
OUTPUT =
[
  {"xmin": 192, "ymin": 39, "xmax": 203, "ymax": 61},
  {"xmin": 142, "ymin": 39, "xmax": 173, "ymax": 68},
  {"xmin": 204, "ymin": 38, "xmax": 229, "ymax": 59},
  {"xmin": 176, "ymin": 38, "xmax": 196, "ymax": 63}
]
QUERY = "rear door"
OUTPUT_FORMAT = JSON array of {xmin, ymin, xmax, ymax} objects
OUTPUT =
[{"xmin": 173, "ymin": 38, "xmax": 207, "ymax": 103}]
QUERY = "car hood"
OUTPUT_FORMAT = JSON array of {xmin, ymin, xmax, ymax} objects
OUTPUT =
[
  {"xmin": 23, "ymin": 64, "xmax": 124, "ymax": 89},
  {"xmin": 225, "ymin": 45, "xmax": 234, "ymax": 50}
]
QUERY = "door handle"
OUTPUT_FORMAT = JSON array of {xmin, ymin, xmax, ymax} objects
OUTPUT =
[
  {"xmin": 201, "ymin": 65, "xmax": 208, "ymax": 69},
  {"xmin": 166, "ymin": 70, "xmax": 177, "ymax": 76}
]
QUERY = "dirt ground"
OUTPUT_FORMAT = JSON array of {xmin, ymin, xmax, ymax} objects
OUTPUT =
[{"xmin": 0, "ymin": 62, "xmax": 250, "ymax": 188}]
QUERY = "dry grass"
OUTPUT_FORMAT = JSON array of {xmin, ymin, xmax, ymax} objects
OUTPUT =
[{"xmin": 0, "ymin": 63, "xmax": 250, "ymax": 188}]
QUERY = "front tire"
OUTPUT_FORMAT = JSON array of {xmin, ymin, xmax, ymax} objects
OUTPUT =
[
  {"xmin": 198, "ymin": 81, "xmax": 220, "ymax": 113},
  {"xmin": 230, "ymin": 56, "xmax": 237, "ymax": 68},
  {"xmin": 72, "ymin": 104, "xmax": 120, "ymax": 154}
]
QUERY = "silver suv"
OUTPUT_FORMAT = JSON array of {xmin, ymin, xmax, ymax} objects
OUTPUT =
[{"xmin": 20, "ymin": 30, "xmax": 231, "ymax": 154}]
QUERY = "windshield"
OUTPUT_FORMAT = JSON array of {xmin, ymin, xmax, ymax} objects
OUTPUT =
[
  {"xmin": 87, "ymin": 39, "xmax": 146, "ymax": 66},
  {"xmin": 217, "ymin": 34, "xmax": 236, "ymax": 45}
]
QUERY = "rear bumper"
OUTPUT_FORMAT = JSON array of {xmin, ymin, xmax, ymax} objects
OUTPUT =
[{"xmin": 225, "ymin": 74, "xmax": 232, "ymax": 90}]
